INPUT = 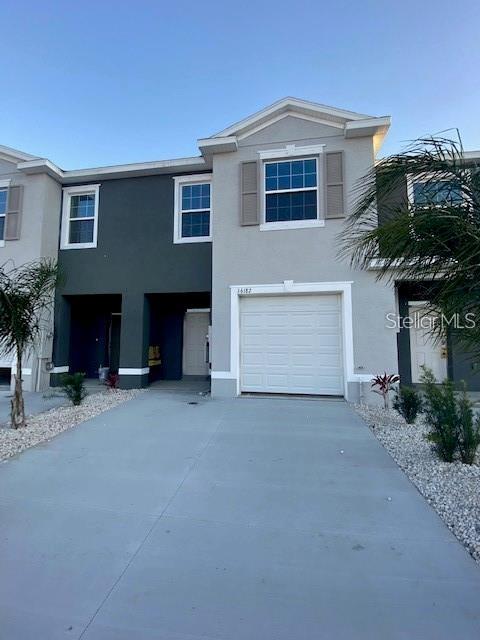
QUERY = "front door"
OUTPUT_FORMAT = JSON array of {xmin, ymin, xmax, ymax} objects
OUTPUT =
[
  {"xmin": 183, "ymin": 311, "xmax": 209, "ymax": 376},
  {"xmin": 409, "ymin": 304, "xmax": 448, "ymax": 382}
]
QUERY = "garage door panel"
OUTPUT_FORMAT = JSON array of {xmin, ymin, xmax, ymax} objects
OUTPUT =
[{"xmin": 240, "ymin": 294, "xmax": 344, "ymax": 396}]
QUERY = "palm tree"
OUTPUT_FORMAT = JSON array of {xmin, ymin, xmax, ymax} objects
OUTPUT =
[
  {"xmin": 339, "ymin": 135, "xmax": 480, "ymax": 356},
  {"xmin": 0, "ymin": 259, "xmax": 59, "ymax": 429}
]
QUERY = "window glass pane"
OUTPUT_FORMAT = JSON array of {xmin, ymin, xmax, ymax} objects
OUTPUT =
[
  {"xmin": 69, "ymin": 219, "xmax": 94, "ymax": 244},
  {"xmin": 0, "ymin": 189, "xmax": 7, "ymax": 215},
  {"xmin": 181, "ymin": 183, "xmax": 210, "ymax": 210},
  {"xmin": 265, "ymin": 191, "xmax": 317, "ymax": 222},
  {"xmin": 264, "ymin": 159, "xmax": 317, "ymax": 192},
  {"xmin": 70, "ymin": 194, "xmax": 95, "ymax": 219},
  {"xmin": 413, "ymin": 180, "xmax": 463, "ymax": 206},
  {"xmin": 0, "ymin": 216, "xmax": 4, "ymax": 240},
  {"xmin": 265, "ymin": 163, "xmax": 277, "ymax": 178},
  {"xmin": 277, "ymin": 162, "xmax": 290, "ymax": 177},
  {"xmin": 182, "ymin": 210, "xmax": 210, "ymax": 237}
]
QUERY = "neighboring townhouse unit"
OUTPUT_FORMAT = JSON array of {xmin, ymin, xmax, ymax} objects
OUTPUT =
[
  {"xmin": 2, "ymin": 97, "xmax": 477, "ymax": 400},
  {"xmin": 0, "ymin": 144, "xmax": 62, "ymax": 391},
  {"xmin": 41, "ymin": 160, "xmax": 213, "ymax": 389},
  {"xmin": 379, "ymin": 168, "xmax": 480, "ymax": 391}
]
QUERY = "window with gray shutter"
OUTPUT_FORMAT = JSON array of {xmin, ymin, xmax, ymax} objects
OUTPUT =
[
  {"xmin": 240, "ymin": 161, "xmax": 259, "ymax": 225},
  {"xmin": 325, "ymin": 152, "xmax": 345, "ymax": 219},
  {"xmin": 5, "ymin": 185, "xmax": 23, "ymax": 240}
]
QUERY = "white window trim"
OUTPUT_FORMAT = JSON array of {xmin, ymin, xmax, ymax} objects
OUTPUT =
[
  {"xmin": 258, "ymin": 145, "xmax": 325, "ymax": 231},
  {"xmin": 173, "ymin": 173, "xmax": 213, "ymax": 244},
  {"xmin": 0, "ymin": 179, "xmax": 11, "ymax": 247},
  {"xmin": 61, "ymin": 184, "xmax": 100, "ymax": 250},
  {"xmin": 407, "ymin": 172, "xmax": 467, "ymax": 209},
  {"xmin": 210, "ymin": 280, "xmax": 373, "ymax": 401}
]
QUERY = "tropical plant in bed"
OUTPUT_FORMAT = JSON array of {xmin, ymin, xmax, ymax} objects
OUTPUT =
[
  {"xmin": 393, "ymin": 385, "xmax": 423, "ymax": 424},
  {"xmin": 371, "ymin": 373, "xmax": 400, "ymax": 409},
  {"xmin": 105, "ymin": 372, "xmax": 119, "ymax": 390},
  {"xmin": 455, "ymin": 383, "xmax": 480, "ymax": 464},
  {"xmin": 0, "ymin": 258, "xmax": 59, "ymax": 428},
  {"xmin": 61, "ymin": 372, "xmax": 87, "ymax": 406},
  {"xmin": 420, "ymin": 368, "xmax": 458, "ymax": 462}
]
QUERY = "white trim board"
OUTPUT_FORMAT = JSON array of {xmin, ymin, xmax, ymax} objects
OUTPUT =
[
  {"xmin": 118, "ymin": 367, "xmax": 149, "ymax": 375},
  {"xmin": 173, "ymin": 173, "xmax": 213, "ymax": 244},
  {"xmin": 214, "ymin": 280, "xmax": 373, "ymax": 399},
  {"xmin": 60, "ymin": 184, "xmax": 100, "ymax": 250}
]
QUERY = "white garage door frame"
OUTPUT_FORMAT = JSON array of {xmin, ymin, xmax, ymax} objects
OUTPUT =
[{"xmin": 212, "ymin": 280, "xmax": 370, "ymax": 399}]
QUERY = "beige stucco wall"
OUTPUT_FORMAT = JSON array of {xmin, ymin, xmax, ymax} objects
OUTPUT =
[
  {"xmin": 0, "ymin": 158, "xmax": 62, "ymax": 391},
  {"xmin": 210, "ymin": 115, "xmax": 398, "ymax": 402}
]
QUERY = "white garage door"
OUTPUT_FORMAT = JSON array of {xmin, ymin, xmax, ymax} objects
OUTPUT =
[{"xmin": 240, "ymin": 295, "xmax": 344, "ymax": 395}]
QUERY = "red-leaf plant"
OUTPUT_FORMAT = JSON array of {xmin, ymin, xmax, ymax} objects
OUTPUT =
[
  {"xmin": 371, "ymin": 373, "xmax": 400, "ymax": 409},
  {"xmin": 106, "ymin": 373, "xmax": 120, "ymax": 390}
]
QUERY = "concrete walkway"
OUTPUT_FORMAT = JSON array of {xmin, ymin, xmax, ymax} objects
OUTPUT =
[{"xmin": 0, "ymin": 392, "xmax": 479, "ymax": 639}]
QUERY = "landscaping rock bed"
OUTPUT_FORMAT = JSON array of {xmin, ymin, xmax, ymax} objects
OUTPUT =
[
  {"xmin": 0, "ymin": 389, "xmax": 143, "ymax": 462},
  {"xmin": 356, "ymin": 404, "xmax": 480, "ymax": 563}
]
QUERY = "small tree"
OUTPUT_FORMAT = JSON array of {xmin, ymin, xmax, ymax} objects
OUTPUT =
[
  {"xmin": 393, "ymin": 385, "xmax": 423, "ymax": 424},
  {"xmin": 420, "ymin": 367, "xmax": 458, "ymax": 462},
  {"xmin": 0, "ymin": 259, "xmax": 59, "ymax": 429}
]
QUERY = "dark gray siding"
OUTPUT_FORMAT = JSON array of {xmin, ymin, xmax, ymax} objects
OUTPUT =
[
  {"xmin": 53, "ymin": 172, "xmax": 212, "ymax": 388},
  {"xmin": 58, "ymin": 173, "xmax": 211, "ymax": 295}
]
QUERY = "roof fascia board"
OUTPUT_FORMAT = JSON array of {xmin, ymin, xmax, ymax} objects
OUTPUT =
[
  {"xmin": 0, "ymin": 144, "xmax": 38, "ymax": 164},
  {"xmin": 211, "ymin": 97, "xmax": 372, "ymax": 138},
  {"xmin": 344, "ymin": 116, "xmax": 391, "ymax": 138},
  {"xmin": 197, "ymin": 136, "xmax": 238, "ymax": 155},
  {"xmin": 17, "ymin": 156, "xmax": 208, "ymax": 183}
]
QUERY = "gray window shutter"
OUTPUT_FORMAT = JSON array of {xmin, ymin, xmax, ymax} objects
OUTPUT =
[
  {"xmin": 5, "ymin": 185, "xmax": 23, "ymax": 240},
  {"xmin": 325, "ymin": 152, "xmax": 345, "ymax": 219},
  {"xmin": 240, "ymin": 161, "xmax": 259, "ymax": 225}
]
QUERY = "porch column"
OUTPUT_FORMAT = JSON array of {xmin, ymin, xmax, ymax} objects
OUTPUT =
[
  {"xmin": 50, "ymin": 295, "xmax": 71, "ymax": 387},
  {"xmin": 119, "ymin": 293, "xmax": 150, "ymax": 389}
]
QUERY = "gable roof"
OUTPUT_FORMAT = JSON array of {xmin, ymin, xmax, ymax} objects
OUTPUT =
[
  {"xmin": 198, "ymin": 97, "xmax": 391, "ymax": 155},
  {"xmin": 0, "ymin": 143, "xmax": 39, "ymax": 164}
]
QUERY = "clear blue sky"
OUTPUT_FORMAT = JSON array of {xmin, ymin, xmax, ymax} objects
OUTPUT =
[{"xmin": 2, "ymin": 0, "xmax": 479, "ymax": 168}]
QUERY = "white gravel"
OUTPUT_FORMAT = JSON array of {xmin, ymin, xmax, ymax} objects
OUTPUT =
[
  {"xmin": 356, "ymin": 404, "xmax": 480, "ymax": 563},
  {"xmin": 0, "ymin": 389, "xmax": 143, "ymax": 462}
]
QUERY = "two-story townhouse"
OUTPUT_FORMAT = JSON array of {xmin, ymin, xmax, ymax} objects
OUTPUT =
[
  {"xmin": 204, "ymin": 98, "xmax": 396, "ymax": 402},
  {"xmin": 4, "ymin": 97, "xmax": 476, "ymax": 401},
  {"xmin": 19, "ymin": 158, "xmax": 214, "ymax": 389},
  {"xmin": 0, "ymin": 144, "xmax": 62, "ymax": 391}
]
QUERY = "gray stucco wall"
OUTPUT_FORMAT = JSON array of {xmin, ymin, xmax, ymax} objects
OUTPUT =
[
  {"xmin": 210, "ymin": 115, "xmax": 398, "ymax": 403},
  {"xmin": 0, "ymin": 158, "xmax": 62, "ymax": 391}
]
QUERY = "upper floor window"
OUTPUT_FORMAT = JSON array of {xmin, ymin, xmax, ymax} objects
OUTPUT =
[
  {"xmin": 0, "ymin": 188, "xmax": 7, "ymax": 241},
  {"xmin": 264, "ymin": 158, "xmax": 318, "ymax": 224},
  {"xmin": 173, "ymin": 174, "xmax": 212, "ymax": 244},
  {"xmin": 61, "ymin": 184, "xmax": 100, "ymax": 249},
  {"xmin": 411, "ymin": 178, "xmax": 463, "ymax": 207}
]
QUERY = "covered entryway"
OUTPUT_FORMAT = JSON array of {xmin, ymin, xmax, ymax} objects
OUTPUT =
[{"xmin": 240, "ymin": 294, "xmax": 344, "ymax": 395}]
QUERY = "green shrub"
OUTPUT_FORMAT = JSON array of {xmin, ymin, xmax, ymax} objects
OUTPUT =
[
  {"xmin": 61, "ymin": 372, "xmax": 87, "ymax": 406},
  {"xmin": 393, "ymin": 385, "xmax": 423, "ymax": 424},
  {"xmin": 456, "ymin": 384, "xmax": 480, "ymax": 465},
  {"xmin": 420, "ymin": 368, "xmax": 458, "ymax": 462}
]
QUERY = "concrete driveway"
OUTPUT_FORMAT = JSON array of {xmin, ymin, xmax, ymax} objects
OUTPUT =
[{"xmin": 0, "ymin": 391, "xmax": 479, "ymax": 639}]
